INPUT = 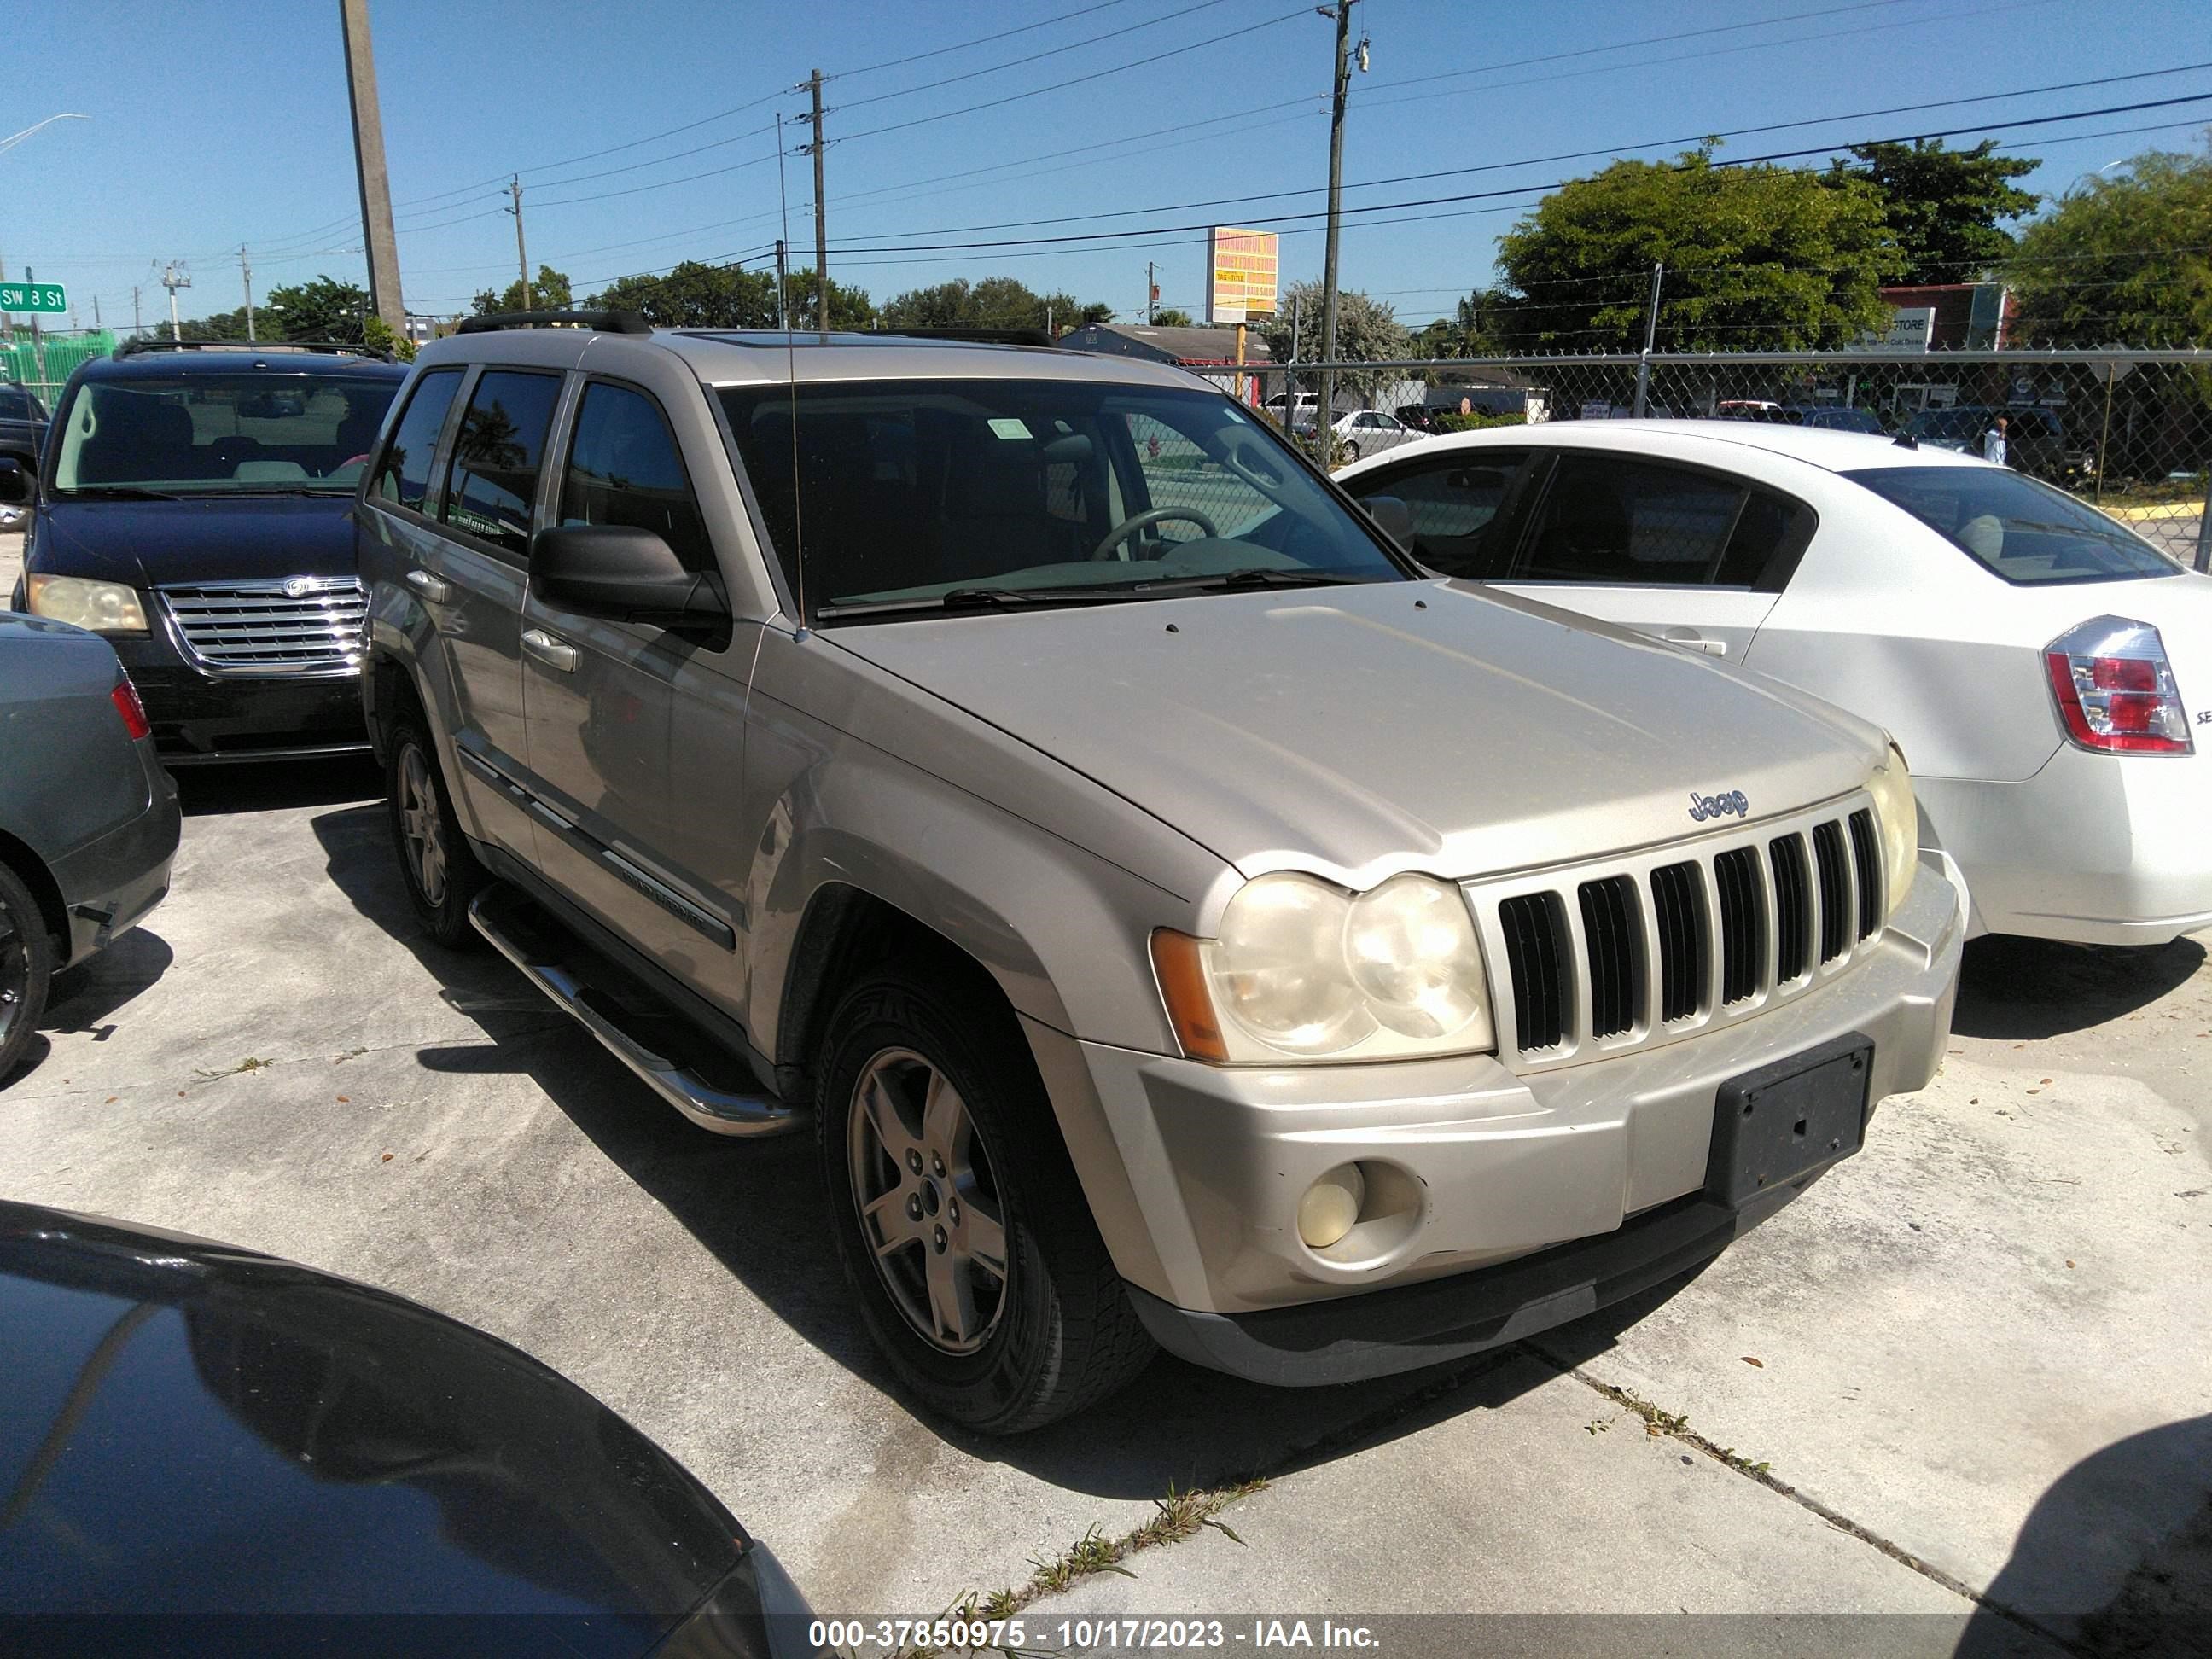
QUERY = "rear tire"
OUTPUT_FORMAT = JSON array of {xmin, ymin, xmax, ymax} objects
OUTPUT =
[
  {"xmin": 0, "ymin": 859, "xmax": 55, "ymax": 1087},
  {"xmin": 817, "ymin": 963, "xmax": 1155, "ymax": 1432},
  {"xmin": 385, "ymin": 707, "xmax": 486, "ymax": 948}
]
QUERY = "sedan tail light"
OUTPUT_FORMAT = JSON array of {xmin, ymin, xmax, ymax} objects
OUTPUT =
[
  {"xmin": 109, "ymin": 674, "xmax": 152, "ymax": 742},
  {"xmin": 2044, "ymin": 617, "xmax": 2193, "ymax": 755}
]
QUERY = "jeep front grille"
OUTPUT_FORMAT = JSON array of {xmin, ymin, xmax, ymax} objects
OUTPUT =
[
  {"xmin": 160, "ymin": 578, "xmax": 367, "ymax": 677},
  {"xmin": 1471, "ymin": 794, "xmax": 1888, "ymax": 1074}
]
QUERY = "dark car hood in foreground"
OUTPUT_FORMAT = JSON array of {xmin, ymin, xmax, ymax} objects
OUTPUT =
[
  {"xmin": 29, "ymin": 494, "xmax": 359, "ymax": 591},
  {"xmin": 0, "ymin": 1202, "xmax": 801, "ymax": 1656},
  {"xmin": 830, "ymin": 579, "xmax": 1885, "ymax": 887}
]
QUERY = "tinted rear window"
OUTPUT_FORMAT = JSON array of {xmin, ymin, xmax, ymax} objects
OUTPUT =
[{"xmin": 1845, "ymin": 465, "xmax": 2180, "ymax": 585}]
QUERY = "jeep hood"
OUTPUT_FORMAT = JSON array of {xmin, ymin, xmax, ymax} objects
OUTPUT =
[
  {"xmin": 31, "ymin": 495, "xmax": 359, "ymax": 591},
  {"xmin": 829, "ymin": 579, "xmax": 1886, "ymax": 886}
]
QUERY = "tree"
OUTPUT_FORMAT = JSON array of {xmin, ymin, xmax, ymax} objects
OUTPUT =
[
  {"xmin": 2006, "ymin": 145, "xmax": 2212, "ymax": 346},
  {"xmin": 1413, "ymin": 290, "xmax": 1505, "ymax": 359},
  {"xmin": 472, "ymin": 265, "xmax": 573, "ymax": 315},
  {"xmin": 778, "ymin": 267, "xmax": 877, "ymax": 331},
  {"xmin": 1148, "ymin": 307, "xmax": 1194, "ymax": 328},
  {"xmin": 879, "ymin": 276, "xmax": 1106, "ymax": 332},
  {"xmin": 1492, "ymin": 149, "xmax": 1902, "ymax": 351},
  {"xmin": 1256, "ymin": 279, "xmax": 1410, "ymax": 387},
  {"xmin": 589, "ymin": 261, "xmax": 777, "ymax": 326},
  {"xmin": 1827, "ymin": 138, "xmax": 2039, "ymax": 285},
  {"xmin": 158, "ymin": 305, "xmax": 270, "ymax": 342},
  {"xmin": 265, "ymin": 276, "xmax": 372, "ymax": 343}
]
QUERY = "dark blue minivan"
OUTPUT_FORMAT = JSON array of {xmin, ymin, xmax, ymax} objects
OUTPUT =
[{"xmin": 3, "ymin": 341, "xmax": 406, "ymax": 765}]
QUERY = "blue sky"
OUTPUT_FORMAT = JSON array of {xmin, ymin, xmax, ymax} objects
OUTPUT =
[{"xmin": 13, "ymin": 0, "xmax": 2211, "ymax": 333}]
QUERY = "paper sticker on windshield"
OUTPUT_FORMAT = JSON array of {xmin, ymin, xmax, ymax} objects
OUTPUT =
[{"xmin": 987, "ymin": 418, "xmax": 1033, "ymax": 440}]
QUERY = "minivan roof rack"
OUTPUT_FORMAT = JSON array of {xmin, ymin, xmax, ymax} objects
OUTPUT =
[
  {"xmin": 878, "ymin": 327, "xmax": 1057, "ymax": 348},
  {"xmin": 455, "ymin": 309, "xmax": 651, "ymax": 336},
  {"xmin": 113, "ymin": 337, "xmax": 395, "ymax": 362}
]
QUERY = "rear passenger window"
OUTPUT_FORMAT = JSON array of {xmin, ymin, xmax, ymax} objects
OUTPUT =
[
  {"xmin": 1517, "ymin": 457, "xmax": 1746, "ymax": 585},
  {"xmin": 1715, "ymin": 489, "xmax": 1808, "ymax": 586},
  {"xmin": 442, "ymin": 370, "xmax": 562, "ymax": 556},
  {"xmin": 1361, "ymin": 451, "xmax": 1531, "ymax": 579},
  {"xmin": 558, "ymin": 382, "xmax": 711, "ymax": 571},
  {"xmin": 370, "ymin": 369, "xmax": 462, "ymax": 513}
]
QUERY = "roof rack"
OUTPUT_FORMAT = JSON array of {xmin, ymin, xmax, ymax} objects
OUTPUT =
[
  {"xmin": 455, "ymin": 309, "xmax": 651, "ymax": 336},
  {"xmin": 113, "ymin": 337, "xmax": 395, "ymax": 362},
  {"xmin": 877, "ymin": 327, "xmax": 1057, "ymax": 349}
]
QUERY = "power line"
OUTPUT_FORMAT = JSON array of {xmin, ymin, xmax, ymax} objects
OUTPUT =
[{"xmin": 830, "ymin": 0, "xmax": 1144, "ymax": 79}]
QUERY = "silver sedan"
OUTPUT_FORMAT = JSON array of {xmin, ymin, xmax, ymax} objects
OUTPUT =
[{"xmin": 1340, "ymin": 421, "xmax": 2212, "ymax": 945}]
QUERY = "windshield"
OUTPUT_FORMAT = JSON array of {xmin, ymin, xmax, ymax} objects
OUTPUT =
[
  {"xmin": 1845, "ymin": 465, "xmax": 2182, "ymax": 585},
  {"xmin": 49, "ymin": 374, "xmax": 399, "ymax": 497},
  {"xmin": 718, "ymin": 378, "xmax": 1408, "ymax": 620}
]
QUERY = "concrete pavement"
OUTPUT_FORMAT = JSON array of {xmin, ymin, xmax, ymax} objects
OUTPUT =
[{"xmin": 1, "ymin": 766, "xmax": 2206, "ymax": 1650}]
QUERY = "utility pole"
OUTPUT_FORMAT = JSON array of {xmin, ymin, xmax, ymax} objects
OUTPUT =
[
  {"xmin": 339, "ymin": 0, "xmax": 407, "ymax": 334},
  {"xmin": 1631, "ymin": 260, "xmax": 1663, "ymax": 418},
  {"xmin": 774, "ymin": 239, "xmax": 789, "ymax": 331},
  {"xmin": 240, "ymin": 244, "xmax": 255, "ymax": 341},
  {"xmin": 25, "ymin": 267, "xmax": 46, "ymax": 389},
  {"xmin": 132, "ymin": 286, "xmax": 142, "ymax": 338},
  {"xmin": 800, "ymin": 69, "xmax": 830, "ymax": 342},
  {"xmin": 92, "ymin": 295, "xmax": 102, "ymax": 330},
  {"xmin": 161, "ymin": 262, "xmax": 191, "ymax": 342},
  {"xmin": 507, "ymin": 177, "xmax": 532, "ymax": 311},
  {"xmin": 1147, "ymin": 260, "xmax": 1155, "ymax": 324},
  {"xmin": 1315, "ymin": 0, "xmax": 1362, "ymax": 464}
]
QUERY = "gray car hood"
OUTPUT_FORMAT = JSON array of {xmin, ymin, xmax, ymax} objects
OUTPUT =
[{"xmin": 830, "ymin": 579, "xmax": 1883, "ymax": 888}]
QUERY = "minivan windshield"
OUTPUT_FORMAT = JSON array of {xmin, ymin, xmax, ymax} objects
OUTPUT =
[
  {"xmin": 718, "ymin": 379, "xmax": 1409, "ymax": 620},
  {"xmin": 49, "ymin": 374, "xmax": 399, "ymax": 497},
  {"xmin": 1845, "ymin": 464, "xmax": 2182, "ymax": 585}
]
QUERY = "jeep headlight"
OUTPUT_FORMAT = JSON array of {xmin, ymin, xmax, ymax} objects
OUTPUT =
[
  {"xmin": 1867, "ymin": 744, "xmax": 1918, "ymax": 923},
  {"xmin": 26, "ymin": 573, "xmax": 148, "ymax": 635},
  {"xmin": 1151, "ymin": 872, "xmax": 1495, "ymax": 1062}
]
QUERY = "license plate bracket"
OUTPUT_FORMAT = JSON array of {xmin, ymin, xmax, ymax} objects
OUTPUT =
[{"xmin": 1707, "ymin": 1032, "xmax": 1873, "ymax": 1208}]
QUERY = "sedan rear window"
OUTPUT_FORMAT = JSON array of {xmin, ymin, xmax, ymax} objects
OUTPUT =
[{"xmin": 1844, "ymin": 465, "xmax": 2180, "ymax": 585}]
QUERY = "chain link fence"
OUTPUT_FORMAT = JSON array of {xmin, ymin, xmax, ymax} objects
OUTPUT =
[{"xmin": 1208, "ymin": 350, "xmax": 2212, "ymax": 573}]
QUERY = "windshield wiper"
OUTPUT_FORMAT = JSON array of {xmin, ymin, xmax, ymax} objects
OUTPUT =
[
  {"xmin": 1139, "ymin": 567, "xmax": 1360, "ymax": 593},
  {"xmin": 54, "ymin": 485, "xmax": 190, "ymax": 502}
]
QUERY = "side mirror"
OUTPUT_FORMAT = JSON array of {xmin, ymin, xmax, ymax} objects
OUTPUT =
[
  {"xmin": 0, "ymin": 457, "xmax": 31, "ymax": 507},
  {"xmin": 530, "ymin": 525, "xmax": 728, "ymax": 626},
  {"xmin": 1362, "ymin": 493, "xmax": 1412, "ymax": 549}
]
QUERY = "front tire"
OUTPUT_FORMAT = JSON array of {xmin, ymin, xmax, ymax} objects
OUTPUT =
[
  {"xmin": 817, "ymin": 965, "xmax": 1155, "ymax": 1432},
  {"xmin": 0, "ymin": 860, "xmax": 55, "ymax": 1086},
  {"xmin": 385, "ymin": 708, "xmax": 486, "ymax": 947}
]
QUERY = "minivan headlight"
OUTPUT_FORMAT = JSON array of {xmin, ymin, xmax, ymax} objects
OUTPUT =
[
  {"xmin": 1151, "ymin": 872, "xmax": 1495, "ymax": 1063},
  {"xmin": 1867, "ymin": 744, "xmax": 1918, "ymax": 923},
  {"xmin": 26, "ymin": 573, "xmax": 148, "ymax": 635}
]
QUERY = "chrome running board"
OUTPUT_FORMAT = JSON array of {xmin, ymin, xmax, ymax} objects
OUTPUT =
[{"xmin": 469, "ymin": 887, "xmax": 805, "ymax": 1138}]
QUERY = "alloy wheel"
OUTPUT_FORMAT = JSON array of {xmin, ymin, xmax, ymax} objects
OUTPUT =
[
  {"xmin": 0, "ymin": 894, "xmax": 26, "ymax": 1049},
  {"xmin": 396, "ymin": 744, "xmax": 448, "ymax": 906},
  {"xmin": 847, "ymin": 1047, "xmax": 1010, "ymax": 1354}
]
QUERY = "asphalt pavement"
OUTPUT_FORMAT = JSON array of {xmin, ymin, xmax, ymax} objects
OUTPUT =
[{"xmin": 2, "ymin": 759, "xmax": 2206, "ymax": 1653}]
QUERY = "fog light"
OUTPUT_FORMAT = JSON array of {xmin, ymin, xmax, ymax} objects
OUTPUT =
[{"xmin": 1297, "ymin": 1164, "xmax": 1367, "ymax": 1249}]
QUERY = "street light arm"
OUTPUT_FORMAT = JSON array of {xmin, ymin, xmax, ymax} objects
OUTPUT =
[{"xmin": 0, "ymin": 113, "xmax": 88, "ymax": 157}]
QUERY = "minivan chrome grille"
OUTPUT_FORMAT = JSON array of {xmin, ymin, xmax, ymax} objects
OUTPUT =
[
  {"xmin": 160, "ymin": 578, "xmax": 367, "ymax": 678},
  {"xmin": 1468, "ymin": 793, "xmax": 1883, "ymax": 1074}
]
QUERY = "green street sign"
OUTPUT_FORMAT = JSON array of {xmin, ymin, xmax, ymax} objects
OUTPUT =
[{"xmin": 0, "ymin": 282, "xmax": 66, "ymax": 315}]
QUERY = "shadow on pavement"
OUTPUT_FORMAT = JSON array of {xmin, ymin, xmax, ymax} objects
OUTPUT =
[
  {"xmin": 1951, "ymin": 934, "xmax": 2205, "ymax": 1041},
  {"xmin": 1958, "ymin": 1415, "xmax": 2212, "ymax": 1658},
  {"xmin": 1, "ymin": 928, "xmax": 177, "ymax": 1095},
  {"xmin": 174, "ymin": 756, "xmax": 381, "ymax": 818},
  {"xmin": 306, "ymin": 796, "xmax": 1712, "ymax": 1498}
]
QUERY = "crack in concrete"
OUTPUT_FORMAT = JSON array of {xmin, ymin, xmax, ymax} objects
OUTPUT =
[{"xmin": 1527, "ymin": 1344, "xmax": 2089, "ymax": 1656}]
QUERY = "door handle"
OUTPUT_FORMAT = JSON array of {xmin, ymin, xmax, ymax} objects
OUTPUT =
[
  {"xmin": 521, "ymin": 627, "xmax": 579, "ymax": 672},
  {"xmin": 405, "ymin": 568, "xmax": 452, "ymax": 602},
  {"xmin": 1661, "ymin": 628, "xmax": 1729, "ymax": 656}
]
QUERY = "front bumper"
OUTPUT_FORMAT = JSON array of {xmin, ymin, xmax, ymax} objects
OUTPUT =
[
  {"xmin": 1919, "ymin": 742, "xmax": 2212, "ymax": 944},
  {"xmin": 114, "ymin": 639, "xmax": 369, "ymax": 765},
  {"xmin": 1048, "ymin": 859, "xmax": 1963, "ymax": 1384}
]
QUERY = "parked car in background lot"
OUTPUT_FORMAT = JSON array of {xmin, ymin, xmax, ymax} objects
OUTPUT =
[
  {"xmin": 0, "ymin": 613, "xmax": 178, "ymax": 1084},
  {"xmin": 358, "ymin": 315, "xmax": 1961, "ymax": 1431},
  {"xmin": 3, "ymin": 340, "xmax": 407, "ymax": 765},
  {"xmin": 1340, "ymin": 420, "xmax": 2212, "ymax": 944},
  {"xmin": 1717, "ymin": 402, "xmax": 1886, "ymax": 434},
  {"xmin": 0, "ymin": 1201, "xmax": 818, "ymax": 1654},
  {"xmin": 0, "ymin": 381, "xmax": 49, "ymax": 472},
  {"xmin": 1903, "ymin": 403, "xmax": 2074, "ymax": 479}
]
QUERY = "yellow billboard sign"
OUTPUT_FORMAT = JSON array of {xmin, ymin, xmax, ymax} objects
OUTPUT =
[{"xmin": 1207, "ymin": 227, "xmax": 1278, "ymax": 323}]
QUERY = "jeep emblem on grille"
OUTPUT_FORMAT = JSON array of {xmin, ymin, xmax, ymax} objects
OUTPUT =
[
  {"xmin": 283, "ymin": 576, "xmax": 317, "ymax": 598},
  {"xmin": 1689, "ymin": 789, "xmax": 1749, "ymax": 822}
]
